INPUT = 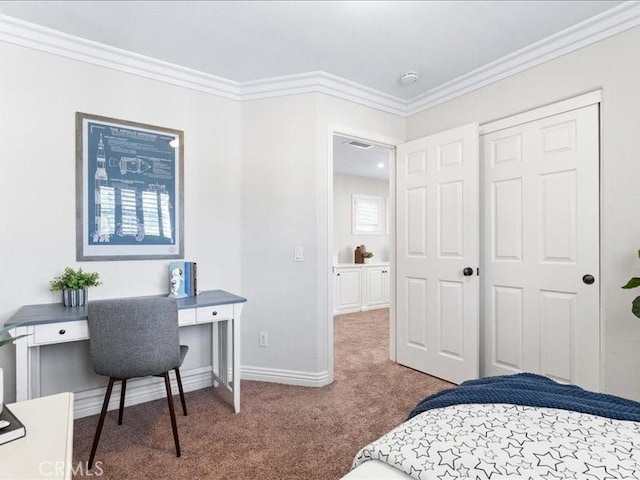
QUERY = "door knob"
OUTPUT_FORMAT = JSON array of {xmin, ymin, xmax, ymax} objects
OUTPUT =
[
  {"xmin": 583, "ymin": 274, "xmax": 595, "ymax": 285},
  {"xmin": 463, "ymin": 267, "xmax": 473, "ymax": 277}
]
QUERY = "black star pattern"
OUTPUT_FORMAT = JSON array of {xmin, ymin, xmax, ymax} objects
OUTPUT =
[
  {"xmin": 550, "ymin": 444, "xmax": 579, "ymax": 459},
  {"xmin": 557, "ymin": 465, "xmax": 580, "ymax": 480},
  {"xmin": 505, "ymin": 442, "xmax": 524, "ymax": 457},
  {"xmin": 437, "ymin": 448, "xmax": 461, "ymax": 469},
  {"xmin": 457, "ymin": 441, "xmax": 474, "ymax": 455},
  {"xmin": 534, "ymin": 452, "xmax": 562, "ymax": 470},
  {"xmin": 583, "ymin": 462, "xmax": 616, "ymax": 480},
  {"xmin": 612, "ymin": 446, "xmax": 633, "ymax": 461},
  {"xmin": 611, "ymin": 465, "xmax": 637, "ymax": 478},
  {"xmin": 411, "ymin": 442, "xmax": 430, "ymax": 460},
  {"xmin": 475, "ymin": 459, "xmax": 500, "ymax": 479},
  {"xmin": 502, "ymin": 461, "xmax": 521, "ymax": 475},
  {"xmin": 350, "ymin": 403, "xmax": 640, "ymax": 480},
  {"xmin": 457, "ymin": 465, "xmax": 470, "ymax": 477},
  {"xmin": 408, "ymin": 465, "xmax": 423, "ymax": 478},
  {"xmin": 508, "ymin": 430, "xmax": 530, "ymax": 446},
  {"xmin": 540, "ymin": 471, "xmax": 564, "ymax": 479},
  {"xmin": 438, "ymin": 470, "xmax": 457, "ymax": 480}
]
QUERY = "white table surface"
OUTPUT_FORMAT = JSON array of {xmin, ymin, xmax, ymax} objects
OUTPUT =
[{"xmin": 0, "ymin": 392, "xmax": 74, "ymax": 480}]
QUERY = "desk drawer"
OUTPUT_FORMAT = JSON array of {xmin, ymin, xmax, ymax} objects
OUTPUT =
[
  {"xmin": 178, "ymin": 308, "xmax": 196, "ymax": 327},
  {"xmin": 33, "ymin": 321, "xmax": 89, "ymax": 345},
  {"xmin": 196, "ymin": 304, "xmax": 233, "ymax": 323}
]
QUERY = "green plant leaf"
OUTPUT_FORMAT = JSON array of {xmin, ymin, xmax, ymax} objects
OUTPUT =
[
  {"xmin": 0, "ymin": 322, "xmax": 30, "ymax": 348},
  {"xmin": 633, "ymin": 296, "xmax": 640, "ymax": 319},
  {"xmin": 0, "ymin": 334, "xmax": 29, "ymax": 348},
  {"xmin": 50, "ymin": 267, "xmax": 101, "ymax": 291},
  {"xmin": 622, "ymin": 278, "xmax": 640, "ymax": 289}
]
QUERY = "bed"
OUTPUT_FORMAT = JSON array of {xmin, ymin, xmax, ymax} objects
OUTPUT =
[{"xmin": 343, "ymin": 373, "xmax": 640, "ymax": 479}]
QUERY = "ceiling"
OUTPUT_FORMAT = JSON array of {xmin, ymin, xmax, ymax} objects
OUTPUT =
[
  {"xmin": 0, "ymin": 1, "xmax": 624, "ymax": 101},
  {"xmin": 333, "ymin": 135, "xmax": 391, "ymax": 181}
]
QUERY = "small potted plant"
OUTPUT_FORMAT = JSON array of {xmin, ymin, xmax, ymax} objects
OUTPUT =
[
  {"xmin": 50, "ymin": 267, "xmax": 101, "ymax": 307},
  {"xmin": 363, "ymin": 251, "xmax": 374, "ymax": 264}
]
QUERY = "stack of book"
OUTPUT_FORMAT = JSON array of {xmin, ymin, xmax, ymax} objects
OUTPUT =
[
  {"xmin": 168, "ymin": 261, "xmax": 198, "ymax": 297},
  {"xmin": 0, "ymin": 405, "xmax": 26, "ymax": 445}
]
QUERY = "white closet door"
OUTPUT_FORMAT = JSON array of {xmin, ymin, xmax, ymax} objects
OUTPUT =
[
  {"xmin": 481, "ymin": 104, "xmax": 600, "ymax": 390},
  {"xmin": 396, "ymin": 123, "xmax": 479, "ymax": 384}
]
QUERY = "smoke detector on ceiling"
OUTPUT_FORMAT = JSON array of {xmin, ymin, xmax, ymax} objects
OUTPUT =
[{"xmin": 399, "ymin": 71, "xmax": 420, "ymax": 86}]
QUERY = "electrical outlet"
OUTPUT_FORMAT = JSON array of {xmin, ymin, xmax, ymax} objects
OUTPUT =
[{"xmin": 259, "ymin": 331, "xmax": 269, "ymax": 347}]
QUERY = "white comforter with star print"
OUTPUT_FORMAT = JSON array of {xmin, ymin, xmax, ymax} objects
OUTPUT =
[{"xmin": 352, "ymin": 403, "xmax": 640, "ymax": 479}]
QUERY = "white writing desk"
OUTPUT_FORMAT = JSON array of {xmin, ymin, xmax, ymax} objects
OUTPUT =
[
  {"xmin": 7, "ymin": 290, "xmax": 246, "ymax": 414},
  {"xmin": 0, "ymin": 392, "xmax": 74, "ymax": 480}
]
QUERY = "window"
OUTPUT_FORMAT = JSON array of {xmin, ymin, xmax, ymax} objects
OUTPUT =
[{"xmin": 352, "ymin": 194, "xmax": 386, "ymax": 235}]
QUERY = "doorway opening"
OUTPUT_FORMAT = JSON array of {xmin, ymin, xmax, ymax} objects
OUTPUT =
[{"xmin": 329, "ymin": 133, "xmax": 396, "ymax": 378}]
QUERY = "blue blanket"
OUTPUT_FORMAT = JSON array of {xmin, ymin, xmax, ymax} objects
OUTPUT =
[{"xmin": 408, "ymin": 373, "xmax": 640, "ymax": 422}]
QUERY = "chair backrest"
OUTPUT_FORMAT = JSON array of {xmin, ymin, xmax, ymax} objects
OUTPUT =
[{"xmin": 87, "ymin": 297, "xmax": 181, "ymax": 379}]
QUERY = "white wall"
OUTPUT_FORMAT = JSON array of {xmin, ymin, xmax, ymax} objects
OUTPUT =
[
  {"xmin": 333, "ymin": 173, "xmax": 389, "ymax": 264},
  {"xmin": 406, "ymin": 26, "xmax": 640, "ymax": 400},
  {"xmin": 241, "ymin": 93, "xmax": 404, "ymax": 383},
  {"xmin": 0, "ymin": 42, "xmax": 243, "ymax": 402}
]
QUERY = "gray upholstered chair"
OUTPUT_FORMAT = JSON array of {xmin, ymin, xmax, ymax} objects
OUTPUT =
[{"xmin": 86, "ymin": 297, "xmax": 188, "ymax": 469}]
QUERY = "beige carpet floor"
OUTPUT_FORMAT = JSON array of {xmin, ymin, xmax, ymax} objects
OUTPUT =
[{"xmin": 72, "ymin": 308, "xmax": 451, "ymax": 479}]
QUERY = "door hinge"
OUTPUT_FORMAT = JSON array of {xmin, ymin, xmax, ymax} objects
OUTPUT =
[{"xmin": 477, "ymin": 267, "xmax": 480, "ymax": 276}]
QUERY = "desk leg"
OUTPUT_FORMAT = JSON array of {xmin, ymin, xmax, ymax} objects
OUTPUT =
[
  {"xmin": 211, "ymin": 324, "xmax": 219, "ymax": 388},
  {"xmin": 14, "ymin": 327, "xmax": 39, "ymax": 401},
  {"xmin": 232, "ymin": 316, "xmax": 240, "ymax": 413}
]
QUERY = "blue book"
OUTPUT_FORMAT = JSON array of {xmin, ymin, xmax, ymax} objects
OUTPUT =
[{"xmin": 184, "ymin": 262, "xmax": 191, "ymax": 297}]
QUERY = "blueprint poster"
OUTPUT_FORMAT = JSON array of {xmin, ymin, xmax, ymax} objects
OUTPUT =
[{"xmin": 78, "ymin": 115, "xmax": 183, "ymax": 260}]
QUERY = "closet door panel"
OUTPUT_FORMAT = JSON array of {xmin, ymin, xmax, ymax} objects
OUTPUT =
[{"xmin": 482, "ymin": 104, "xmax": 600, "ymax": 391}]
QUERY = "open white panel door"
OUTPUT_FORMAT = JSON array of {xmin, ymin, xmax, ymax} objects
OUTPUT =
[{"xmin": 396, "ymin": 123, "xmax": 479, "ymax": 384}]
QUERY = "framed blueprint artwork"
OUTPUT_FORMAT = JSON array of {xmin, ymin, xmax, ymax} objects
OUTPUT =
[{"xmin": 75, "ymin": 112, "xmax": 184, "ymax": 261}]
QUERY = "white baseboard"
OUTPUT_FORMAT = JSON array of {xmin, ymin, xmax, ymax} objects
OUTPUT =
[
  {"xmin": 361, "ymin": 304, "xmax": 389, "ymax": 312},
  {"xmin": 73, "ymin": 366, "xmax": 213, "ymax": 419},
  {"xmin": 72, "ymin": 365, "xmax": 330, "ymax": 417},
  {"xmin": 334, "ymin": 303, "xmax": 389, "ymax": 315},
  {"xmin": 240, "ymin": 366, "xmax": 330, "ymax": 387}
]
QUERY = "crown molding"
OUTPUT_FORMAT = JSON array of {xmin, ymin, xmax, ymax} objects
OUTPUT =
[
  {"xmin": 2, "ymin": 2, "xmax": 640, "ymax": 118},
  {"xmin": 405, "ymin": 1, "xmax": 640, "ymax": 116},
  {"xmin": 241, "ymin": 71, "xmax": 408, "ymax": 116},
  {"xmin": 0, "ymin": 14, "xmax": 242, "ymax": 100}
]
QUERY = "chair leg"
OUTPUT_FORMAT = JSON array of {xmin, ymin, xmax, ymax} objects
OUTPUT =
[
  {"xmin": 163, "ymin": 372, "xmax": 181, "ymax": 457},
  {"xmin": 118, "ymin": 379, "xmax": 127, "ymax": 425},
  {"xmin": 174, "ymin": 368, "xmax": 188, "ymax": 416},
  {"xmin": 89, "ymin": 377, "xmax": 115, "ymax": 470}
]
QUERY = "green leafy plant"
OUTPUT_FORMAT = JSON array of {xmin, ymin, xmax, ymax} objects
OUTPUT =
[
  {"xmin": 622, "ymin": 250, "xmax": 640, "ymax": 318},
  {"xmin": 49, "ymin": 267, "xmax": 102, "ymax": 291},
  {"xmin": 362, "ymin": 251, "xmax": 374, "ymax": 259},
  {"xmin": 0, "ymin": 324, "xmax": 29, "ymax": 348}
]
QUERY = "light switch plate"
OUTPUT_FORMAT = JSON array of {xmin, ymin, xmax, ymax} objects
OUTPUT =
[{"xmin": 294, "ymin": 246, "xmax": 304, "ymax": 262}]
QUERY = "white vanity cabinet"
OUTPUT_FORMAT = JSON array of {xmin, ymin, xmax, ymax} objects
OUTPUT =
[
  {"xmin": 334, "ymin": 266, "xmax": 362, "ymax": 313},
  {"xmin": 362, "ymin": 265, "xmax": 390, "ymax": 310},
  {"xmin": 334, "ymin": 263, "xmax": 390, "ymax": 314}
]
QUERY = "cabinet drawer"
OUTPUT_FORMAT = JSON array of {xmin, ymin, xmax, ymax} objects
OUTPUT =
[
  {"xmin": 196, "ymin": 304, "xmax": 233, "ymax": 323},
  {"xmin": 178, "ymin": 308, "xmax": 196, "ymax": 327},
  {"xmin": 33, "ymin": 321, "xmax": 88, "ymax": 345}
]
